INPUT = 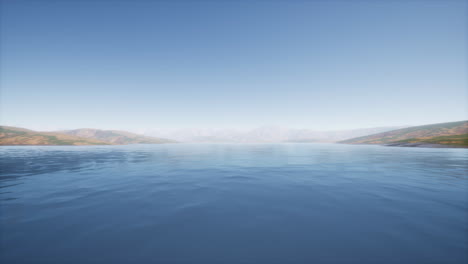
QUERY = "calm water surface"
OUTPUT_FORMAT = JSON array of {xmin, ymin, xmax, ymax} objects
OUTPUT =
[{"xmin": 0, "ymin": 144, "xmax": 467, "ymax": 263}]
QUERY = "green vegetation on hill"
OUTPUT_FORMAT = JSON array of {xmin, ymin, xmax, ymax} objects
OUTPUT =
[
  {"xmin": 392, "ymin": 134, "xmax": 468, "ymax": 147},
  {"xmin": 340, "ymin": 121, "xmax": 468, "ymax": 147},
  {"xmin": 1, "ymin": 126, "xmax": 176, "ymax": 146},
  {"xmin": 0, "ymin": 126, "xmax": 111, "ymax": 145}
]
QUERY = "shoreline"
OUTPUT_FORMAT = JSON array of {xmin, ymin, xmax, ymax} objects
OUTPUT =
[{"xmin": 384, "ymin": 142, "xmax": 467, "ymax": 149}]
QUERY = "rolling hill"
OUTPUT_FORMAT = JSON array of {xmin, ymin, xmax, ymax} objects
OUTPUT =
[
  {"xmin": 1, "ymin": 126, "xmax": 176, "ymax": 146},
  {"xmin": 0, "ymin": 126, "xmax": 112, "ymax": 145},
  {"xmin": 387, "ymin": 134, "xmax": 468, "ymax": 147},
  {"xmin": 59, "ymin": 128, "xmax": 176, "ymax": 144},
  {"xmin": 340, "ymin": 121, "xmax": 468, "ymax": 147}
]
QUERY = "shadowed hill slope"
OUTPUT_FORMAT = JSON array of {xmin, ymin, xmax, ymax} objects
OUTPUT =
[{"xmin": 340, "ymin": 121, "xmax": 468, "ymax": 147}]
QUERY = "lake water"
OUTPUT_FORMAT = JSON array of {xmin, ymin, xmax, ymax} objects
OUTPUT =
[{"xmin": 0, "ymin": 144, "xmax": 467, "ymax": 263}]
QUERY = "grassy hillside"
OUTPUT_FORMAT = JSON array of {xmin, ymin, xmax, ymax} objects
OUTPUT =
[
  {"xmin": 0, "ymin": 126, "xmax": 112, "ymax": 145},
  {"xmin": 59, "ymin": 129, "xmax": 176, "ymax": 144},
  {"xmin": 340, "ymin": 121, "xmax": 468, "ymax": 146},
  {"xmin": 392, "ymin": 134, "xmax": 468, "ymax": 147}
]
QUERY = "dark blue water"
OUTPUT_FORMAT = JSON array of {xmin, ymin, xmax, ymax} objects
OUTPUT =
[{"xmin": 1, "ymin": 144, "xmax": 467, "ymax": 263}]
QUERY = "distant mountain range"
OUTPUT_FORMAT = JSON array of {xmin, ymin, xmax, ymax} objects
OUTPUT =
[
  {"xmin": 59, "ymin": 129, "xmax": 175, "ymax": 145},
  {"xmin": 3, "ymin": 121, "xmax": 466, "ymax": 147},
  {"xmin": 340, "ymin": 121, "xmax": 468, "ymax": 147},
  {"xmin": 144, "ymin": 126, "xmax": 406, "ymax": 143},
  {"xmin": 0, "ymin": 127, "xmax": 175, "ymax": 146}
]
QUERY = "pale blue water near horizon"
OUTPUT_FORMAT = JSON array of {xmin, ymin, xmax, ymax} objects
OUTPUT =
[{"xmin": 0, "ymin": 143, "xmax": 467, "ymax": 263}]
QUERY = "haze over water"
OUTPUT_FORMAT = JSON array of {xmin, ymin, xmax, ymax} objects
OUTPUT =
[{"xmin": 1, "ymin": 144, "xmax": 466, "ymax": 263}]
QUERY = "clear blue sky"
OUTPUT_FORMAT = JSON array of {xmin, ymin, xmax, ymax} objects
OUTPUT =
[{"xmin": 1, "ymin": 0, "xmax": 466, "ymax": 131}]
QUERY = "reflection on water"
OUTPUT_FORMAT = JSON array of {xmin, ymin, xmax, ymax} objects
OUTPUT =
[{"xmin": 0, "ymin": 144, "xmax": 467, "ymax": 263}]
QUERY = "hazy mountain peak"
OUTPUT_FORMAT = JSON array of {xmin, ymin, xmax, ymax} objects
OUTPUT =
[{"xmin": 145, "ymin": 126, "xmax": 406, "ymax": 143}]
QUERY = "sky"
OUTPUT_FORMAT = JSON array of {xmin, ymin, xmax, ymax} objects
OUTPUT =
[{"xmin": 1, "ymin": 0, "xmax": 467, "ymax": 132}]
